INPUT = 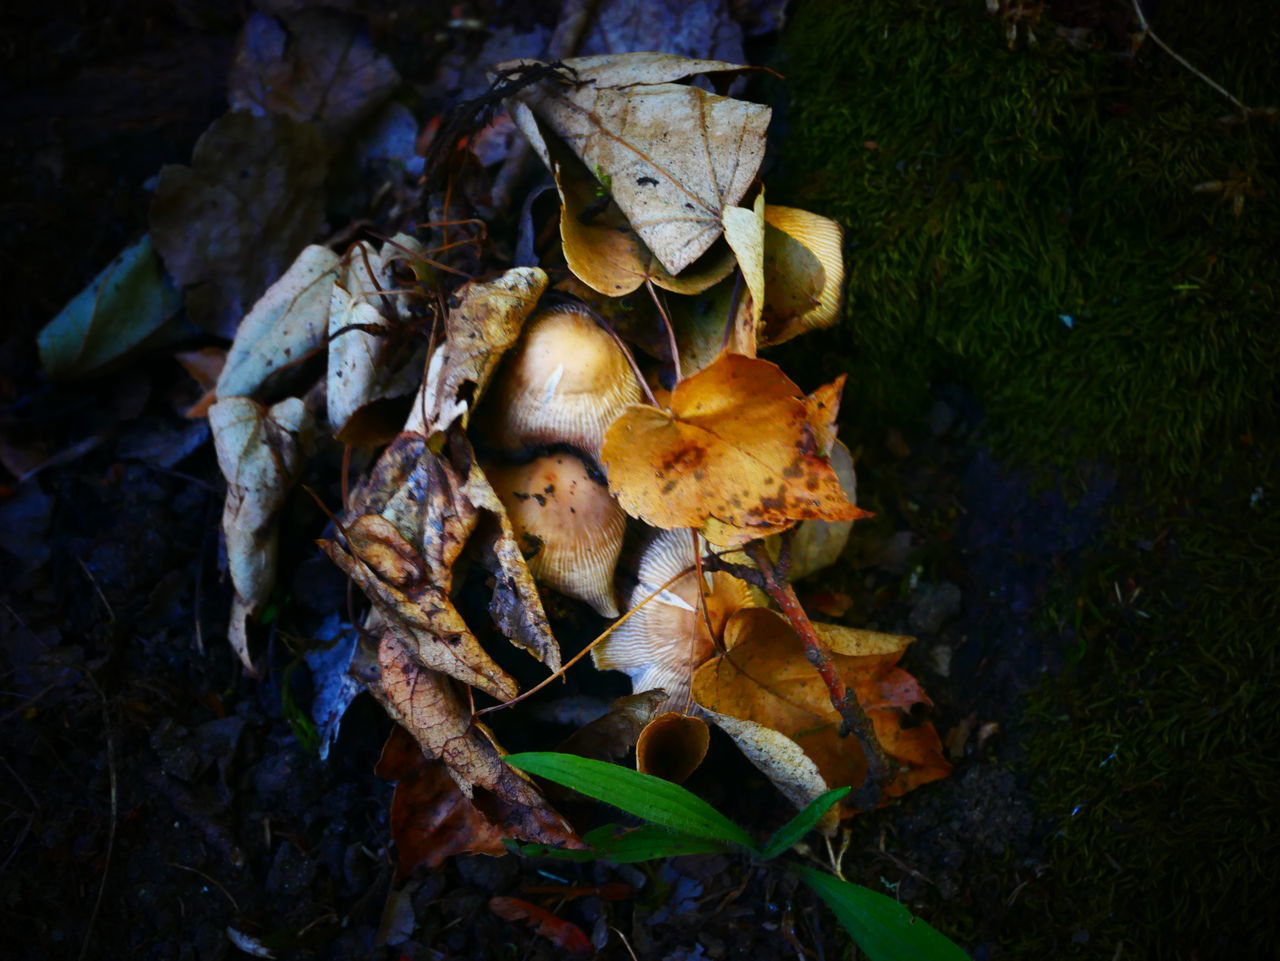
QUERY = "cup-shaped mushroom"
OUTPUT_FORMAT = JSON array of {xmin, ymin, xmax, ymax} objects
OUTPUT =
[
  {"xmin": 594, "ymin": 528, "xmax": 756, "ymax": 713},
  {"xmin": 487, "ymin": 453, "xmax": 626, "ymax": 617},
  {"xmin": 486, "ymin": 305, "xmax": 643, "ymax": 458}
]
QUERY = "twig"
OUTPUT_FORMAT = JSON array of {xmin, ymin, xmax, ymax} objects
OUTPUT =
[
  {"xmin": 167, "ymin": 862, "xmax": 241, "ymax": 913},
  {"xmin": 1129, "ymin": 0, "xmax": 1250, "ymax": 116},
  {"xmin": 646, "ymin": 278, "xmax": 682, "ymax": 384},
  {"xmin": 742, "ymin": 541, "xmax": 890, "ymax": 809}
]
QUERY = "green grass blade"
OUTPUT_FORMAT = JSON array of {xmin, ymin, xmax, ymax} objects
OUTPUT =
[
  {"xmin": 506, "ymin": 752, "xmax": 756, "ymax": 848},
  {"xmin": 584, "ymin": 824, "xmax": 732, "ymax": 863},
  {"xmin": 795, "ymin": 866, "xmax": 970, "ymax": 961},
  {"xmin": 759, "ymin": 787, "xmax": 850, "ymax": 860}
]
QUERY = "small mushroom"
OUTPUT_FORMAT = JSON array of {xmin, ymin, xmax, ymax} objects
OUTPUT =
[
  {"xmin": 594, "ymin": 528, "xmax": 757, "ymax": 713},
  {"xmin": 485, "ymin": 305, "xmax": 643, "ymax": 458},
  {"xmin": 487, "ymin": 453, "xmax": 626, "ymax": 617}
]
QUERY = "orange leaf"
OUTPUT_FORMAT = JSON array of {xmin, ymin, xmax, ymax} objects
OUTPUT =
[
  {"xmin": 692, "ymin": 608, "xmax": 951, "ymax": 815},
  {"xmin": 489, "ymin": 897, "xmax": 593, "ymax": 955},
  {"xmin": 602, "ymin": 353, "xmax": 865, "ymax": 546}
]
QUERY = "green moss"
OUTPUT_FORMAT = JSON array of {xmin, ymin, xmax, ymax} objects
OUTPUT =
[
  {"xmin": 772, "ymin": 0, "xmax": 1279, "ymax": 479},
  {"xmin": 772, "ymin": 2, "xmax": 1280, "ymax": 956}
]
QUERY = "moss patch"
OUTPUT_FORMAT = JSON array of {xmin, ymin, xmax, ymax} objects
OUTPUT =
[{"xmin": 772, "ymin": 1, "xmax": 1280, "ymax": 956}]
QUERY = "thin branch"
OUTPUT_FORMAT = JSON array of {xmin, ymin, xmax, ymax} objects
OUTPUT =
[
  {"xmin": 1129, "ymin": 0, "xmax": 1250, "ymax": 115},
  {"xmin": 646, "ymin": 278, "xmax": 682, "ymax": 384},
  {"xmin": 743, "ymin": 540, "xmax": 891, "ymax": 809}
]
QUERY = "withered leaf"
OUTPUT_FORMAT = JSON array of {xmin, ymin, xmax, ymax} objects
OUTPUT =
[
  {"xmin": 216, "ymin": 244, "xmax": 340, "ymax": 399},
  {"xmin": 209, "ymin": 396, "xmax": 313, "ymax": 671},
  {"xmin": 368, "ymin": 630, "xmax": 578, "ymax": 848},
  {"xmin": 375, "ymin": 725, "xmax": 507, "ymax": 880},
  {"xmin": 602, "ymin": 353, "xmax": 864, "ymax": 546},
  {"xmin": 319, "ymin": 465, "xmax": 520, "ymax": 701},
  {"xmin": 721, "ymin": 191, "xmax": 766, "ymax": 355},
  {"xmin": 783, "ymin": 439, "xmax": 859, "ymax": 583},
  {"xmin": 503, "ymin": 53, "xmax": 770, "ymax": 275},
  {"xmin": 558, "ymin": 690, "xmax": 667, "ymax": 763},
  {"xmin": 409, "ymin": 267, "xmax": 547, "ymax": 438},
  {"xmin": 150, "ymin": 112, "xmax": 328, "ymax": 338},
  {"xmin": 489, "ymin": 897, "xmax": 592, "ymax": 956},
  {"xmin": 552, "ymin": 139, "xmax": 735, "ymax": 297},
  {"xmin": 230, "ymin": 11, "xmax": 400, "ymax": 140},
  {"xmin": 692, "ymin": 608, "xmax": 952, "ymax": 817}
]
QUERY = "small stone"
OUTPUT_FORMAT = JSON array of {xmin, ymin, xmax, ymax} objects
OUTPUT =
[{"xmin": 908, "ymin": 581, "xmax": 963, "ymax": 634}]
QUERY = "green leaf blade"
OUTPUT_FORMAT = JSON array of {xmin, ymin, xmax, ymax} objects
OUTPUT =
[
  {"xmin": 796, "ymin": 866, "xmax": 970, "ymax": 961},
  {"xmin": 759, "ymin": 786, "xmax": 850, "ymax": 860},
  {"xmin": 505, "ymin": 752, "xmax": 755, "ymax": 849}
]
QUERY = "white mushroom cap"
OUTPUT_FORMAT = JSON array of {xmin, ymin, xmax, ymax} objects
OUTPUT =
[
  {"xmin": 486, "ymin": 305, "xmax": 643, "ymax": 458},
  {"xmin": 594, "ymin": 528, "xmax": 756, "ymax": 712},
  {"xmin": 487, "ymin": 453, "xmax": 626, "ymax": 617}
]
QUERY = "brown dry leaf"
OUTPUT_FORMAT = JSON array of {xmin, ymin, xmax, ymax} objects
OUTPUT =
[
  {"xmin": 635, "ymin": 712, "xmax": 709, "ymax": 784},
  {"xmin": 759, "ymin": 205, "xmax": 844, "ymax": 347},
  {"xmin": 369, "ymin": 630, "xmax": 578, "ymax": 848},
  {"xmin": 602, "ymin": 353, "xmax": 865, "ymax": 546},
  {"xmin": 375, "ymin": 725, "xmax": 507, "ymax": 880},
  {"xmin": 489, "ymin": 897, "xmax": 592, "ymax": 956},
  {"xmin": 409, "ymin": 267, "xmax": 547, "ymax": 437},
  {"xmin": 692, "ymin": 608, "xmax": 952, "ymax": 818},
  {"xmin": 552, "ymin": 140, "xmax": 735, "ymax": 297},
  {"xmin": 502, "ymin": 53, "xmax": 770, "ymax": 275},
  {"xmin": 557, "ymin": 690, "xmax": 668, "ymax": 763},
  {"xmin": 209, "ymin": 396, "xmax": 313, "ymax": 671},
  {"xmin": 216, "ymin": 244, "xmax": 340, "ymax": 399},
  {"xmin": 319, "ymin": 455, "xmax": 520, "ymax": 701}
]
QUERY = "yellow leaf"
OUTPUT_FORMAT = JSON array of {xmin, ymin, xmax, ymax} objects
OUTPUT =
[
  {"xmin": 759, "ymin": 206, "xmax": 844, "ymax": 347},
  {"xmin": 601, "ymin": 353, "xmax": 864, "ymax": 545}
]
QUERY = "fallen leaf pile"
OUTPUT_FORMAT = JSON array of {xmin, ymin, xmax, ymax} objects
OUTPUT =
[{"xmin": 199, "ymin": 48, "xmax": 948, "ymax": 863}]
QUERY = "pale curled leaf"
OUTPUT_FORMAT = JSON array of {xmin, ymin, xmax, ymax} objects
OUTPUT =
[
  {"xmin": 503, "ymin": 53, "xmax": 770, "ymax": 275},
  {"xmin": 760, "ymin": 205, "xmax": 844, "ymax": 347},
  {"xmin": 721, "ymin": 191, "xmax": 766, "ymax": 356},
  {"xmin": 210, "ymin": 396, "xmax": 314, "ymax": 670},
  {"xmin": 217, "ymin": 244, "xmax": 341, "ymax": 398}
]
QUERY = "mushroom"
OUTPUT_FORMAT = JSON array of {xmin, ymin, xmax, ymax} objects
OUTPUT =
[
  {"xmin": 487, "ymin": 452, "xmax": 626, "ymax": 617},
  {"xmin": 485, "ymin": 305, "xmax": 643, "ymax": 458},
  {"xmin": 594, "ymin": 528, "xmax": 757, "ymax": 713}
]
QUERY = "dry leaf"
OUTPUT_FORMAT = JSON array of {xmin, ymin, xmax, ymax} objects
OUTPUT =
[
  {"xmin": 325, "ymin": 233, "xmax": 429, "ymax": 444},
  {"xmin": 150, "ymin": 112, "xmax": 328, "ymax": 339},
  {"xmin": 209, "ymin": 395, "xmax": 314, "ymax": 670},
  {"xmin": 375, "ymin": 725, "xmax": 507, "ymax": 879},
  {"xmin": 594, "ymin": 528, "xmax": 756, "ymax": 712},
  {"xmin": 760, "ymin": 205, "xmax": 844, "ymax": 347},
  {"xmin": 216, "ymin": 244, "xmax": 340, "ymax": 399},
  {"xmin": 721, "ymin": 191, "xmax": 766, "ymax": 356},
  {"xmin": 409, "ymin": 267, "xmax": 547, "ymax": 437},
  {"xmin": 602, "ymin": 353, "xmax": 864, "ymax": 546},
  {"xmin": 503, "ymin": 52, "xmax": 770, "ymax": 275},
  {"xmin": 558, "ymin": 690, "xmax": 668, "ymax": 762},
  {"xmin": 692, "ymin": 608, "xmax": 952, "ymax": 816},
  {"xmin": 368, "ymin": 629, "xmax": 578, "ymax": 847},
  {"xmin": 636, "ymin": 712, "xmax": 709, "ymax": 784},
  {"xmin": 489, "ymin": 897, "xmax": 592, "ymax": 956},
  {"xmin": 552, "ymin": 140, "xmax": 735, "ymax": 297},
  {"xmin": 175, "ymin": 347, "xmax": 226, "ymax": 419}
]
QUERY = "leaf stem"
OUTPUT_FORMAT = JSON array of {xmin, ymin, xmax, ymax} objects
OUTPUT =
[{"xmin": 742, "ymin": 540, "xmax": 890, "ymax": 809}]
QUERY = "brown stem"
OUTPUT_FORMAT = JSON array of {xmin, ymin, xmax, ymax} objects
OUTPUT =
[{"xmin": 743, "ymin": 540, "xmax": 890, "ymax": 809}]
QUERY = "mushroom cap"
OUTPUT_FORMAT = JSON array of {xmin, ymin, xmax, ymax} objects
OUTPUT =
[
  {"xmin": 487, "ymin": 453, "xmax": 626, "ymax": 617},
  {"xmin": 486, "ymin": 305, "xmax": 643, "ymax": 458},
  {"xmin": 594, "ymin": 528, "xmax": 756, "ymax": 713}
]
